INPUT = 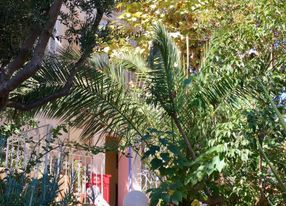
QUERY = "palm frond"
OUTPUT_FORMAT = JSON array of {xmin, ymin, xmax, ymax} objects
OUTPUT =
[
  {"xmin": 48, "ymin": 82, "xmax": 139, "ymax": 141},
  {"xmin": 148, "ymin": 24, "xmax": 186, "ymax": 115},
  {"xmin": 24, "ymin": 51, "xmax": 156, "ymax": 143},
  {"xmin": 91, "ymin": 51, "xmax": 149, "ymax": 89},
  {"xmin": 9, "ymin": 49, "xmax": 80, "ymax": 107}
]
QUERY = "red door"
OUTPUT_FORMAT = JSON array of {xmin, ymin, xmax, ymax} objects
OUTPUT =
[{"xmin": 87, "ymin": 173, "xmax": 112, "ymax": 203}]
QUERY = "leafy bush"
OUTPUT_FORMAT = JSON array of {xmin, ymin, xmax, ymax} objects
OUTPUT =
[
  {"xmin": 0, "ymin": 123, "xmax": 78, "ymax": 206},
  {"xmin": 0, "ymin": 170, "xmax": 78, "ymax": 206}
]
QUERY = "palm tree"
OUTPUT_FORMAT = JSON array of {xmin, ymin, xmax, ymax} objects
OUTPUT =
[{"xmin": 11, "ymin": 24, "xmax": 286, "ymax": 205}]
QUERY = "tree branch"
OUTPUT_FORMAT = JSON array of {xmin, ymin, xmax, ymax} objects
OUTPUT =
[
  {"xmin": 6, "ymin": 54, "xmax": 86, "ymax": 111},
  {"xmin": 7, "ymin": 9, "xmax": 104, "ymax": 111},
  {"xmin": 172, "ymin": 113, "xmax": 196, "ymax": 160},
  {"xmin": 0, "ymin": 0, "xmax": 64, "ymax": 94},
  {"xmin": 4, "ymin": 27, "xmax": 41, "ymax": 78}
]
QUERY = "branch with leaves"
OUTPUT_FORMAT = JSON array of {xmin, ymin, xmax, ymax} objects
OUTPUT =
[{"xmin": 0, "ymin": 0, "xmax": 113, "ymax": 111}]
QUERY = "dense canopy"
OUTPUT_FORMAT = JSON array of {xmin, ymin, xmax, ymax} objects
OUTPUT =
[{"xmin": 0, "ymin": 0, "xmax": 286, "ymax": 205}]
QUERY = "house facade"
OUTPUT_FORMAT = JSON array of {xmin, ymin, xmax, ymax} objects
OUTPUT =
[{"xmin": 4, "ymin": 116, "xmax": 158, "ymax": 206}]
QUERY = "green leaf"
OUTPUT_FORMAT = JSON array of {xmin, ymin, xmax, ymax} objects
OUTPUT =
[
  {"xmin": 160, "ymin": 152, "xmax": 170, "ymax": 162},
  {"xmin": 143, "ymin": 145, "xmax": 160, "ymax": 159},
  {"xmin": 167, "ymin": 144, "xmax": 180, "ymax": 155},
  {"xmin": 183, "ymin": 77, "xmax": 193, "ymax": 88},
  {"xmin": 172, "ymin": 191, "xmax": 183, "ymax": 204},
  {"xmin": 150, "ymin": 158, "xmax": 163, "ymax": 170},
  {"xmin": 142, "ymin": 134, "xmax": 151, "ymax": 141},
  {"xmin": 212, "ymin": 156, "xmax": 226, "ymax": 172},
  {"xmin": 159, "ymin": 138, "xmax": 168, "ymax": 146}
]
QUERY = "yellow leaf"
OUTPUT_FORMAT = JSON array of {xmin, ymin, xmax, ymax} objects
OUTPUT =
[{"xmin": 191, "ymin": 199, "xmax": 201, "ymax": 206}]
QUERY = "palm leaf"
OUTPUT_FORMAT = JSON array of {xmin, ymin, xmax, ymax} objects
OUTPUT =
[
  {"xmin": 23, "ymin": 50, "xmax": 157, "ymax": 143},
  {"xmin": 148, "ymin": 24, "xmax": 186, "ymax": 115}
]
